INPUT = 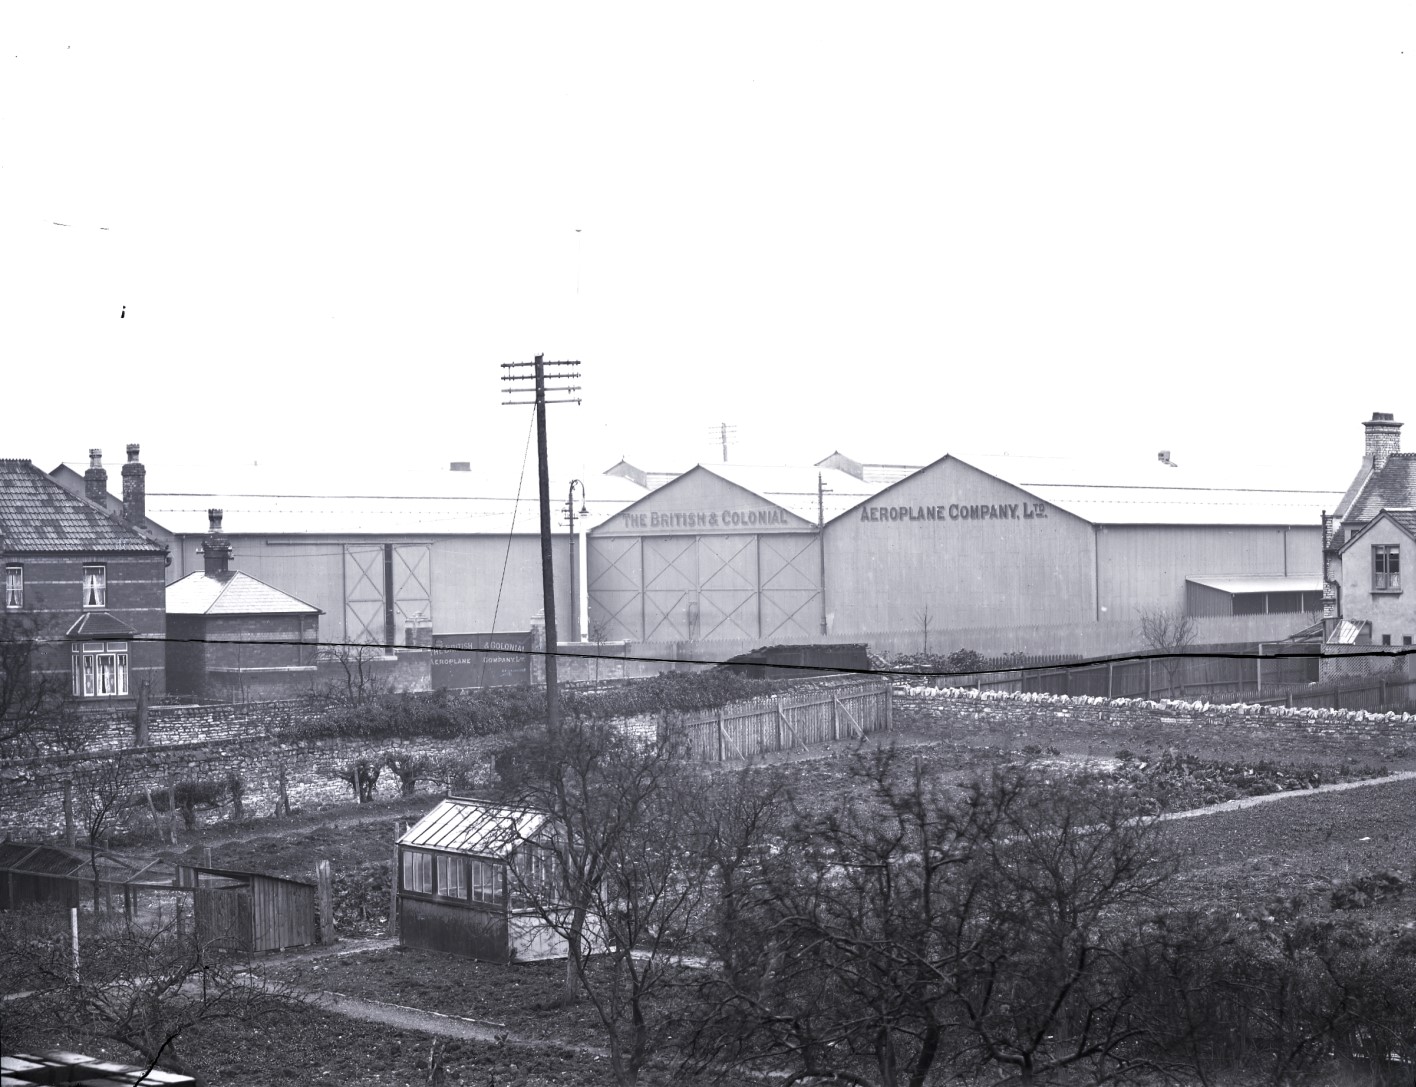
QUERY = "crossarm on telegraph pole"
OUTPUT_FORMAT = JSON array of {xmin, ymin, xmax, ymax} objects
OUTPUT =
[{"xmin": 501, "ymin": 355, "xmax": 581, "ymax": 737}]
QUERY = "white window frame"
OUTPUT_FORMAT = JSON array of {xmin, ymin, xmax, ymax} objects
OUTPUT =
[
  {"xmin": 71, "ymin": 642, "xmax": 129, "ymax": 698},
  {"xmin": 4, "ymin": 565, "xmax": 20, "ymax": 609},
  {"xmin": 82, "ymin": 565, "xmax": 107, "ymax": 608},
  {"xmin": 1373, "ymin": 544, "xmax": 1401, "ymax": 592},
  {"xmin": 469, "ymin": 859, "xmax": 505, "ymax": 905},
  {"xmin": 402, "ymin": 849, "xmax": 434, "ymax": 894},
  {"xmin": 436, "ymin": 854, "xmax": 468, "ymax": 900}
]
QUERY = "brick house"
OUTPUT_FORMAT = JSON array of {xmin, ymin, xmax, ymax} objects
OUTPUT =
[
  {"xmin": 1, "ymin": 452, "xmax": 169, "ymax": 706},
  {"xmin": 165, "ymin": 510, "xmax": 322, "ymax": 702},
  {"xmin": 1320, "ymin": 412, "xmax": 1415, "ymax": 675}
]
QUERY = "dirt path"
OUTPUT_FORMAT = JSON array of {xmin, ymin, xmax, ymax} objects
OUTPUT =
[
  {"xmin": 1158, "ymin": 768, "xmax": 1416, "ymax": 821},
  {"xmin": 253, "ymin": 937, "xmax": 608, "ymax": 1055}
]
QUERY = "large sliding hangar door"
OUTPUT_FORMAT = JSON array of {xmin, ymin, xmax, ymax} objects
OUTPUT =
[
  {"xmin": 587, "ymin": 467, "xmax": 823, "ymax": 644},
  {"xmin": 342, "ymin": 543, "xmax": 433, "ymax": 646}
]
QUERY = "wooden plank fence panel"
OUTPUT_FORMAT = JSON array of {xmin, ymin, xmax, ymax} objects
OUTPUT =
[{"xmin": 679, "ymin": 681, "xmax": 891, "ymax": 762}]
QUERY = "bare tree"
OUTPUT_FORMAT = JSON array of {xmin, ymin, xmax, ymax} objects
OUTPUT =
[
  {"xmin": 915, "ymin": 603, "xmax": 933, "ymax": 655},
  {"xmin": 0, "ymin": 610, "xmax": 87, "ymax": 753},
  {"xmin": 0, "ymin": 906, "xmax": 306, "ymax": 1087},
  {"xmin": 686, "ymin": 753, "xmax": 1181, "ymax": 1087},
  {"xmin": 1137, "ymin": 608, "xmax": 1198, "ymax": 696},
  {"xmin": 505, "ymin": 721, "xmax": 708, "ymax": 1085}
]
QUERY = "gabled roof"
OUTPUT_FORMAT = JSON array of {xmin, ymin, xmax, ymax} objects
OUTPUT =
[
  {"xmin": 0, "ymin": 459, "xmax": 165, "ymax": 553},
  {"xmin": 1339, "ymin": 454, "xmax": 1416, "ymax": 526},
  {"xmin": 699, "ymin": 463, "xmax": 883, "ymax": 523},
  {"xmin": 1336, "ymin": 507, "xmax": 1416, "ymax": 554},
  {"xmin": 166, "ymin": 570, "xmax": 322, "ymax": 616},
  {"xmin": 399, "ymin": 797, "xmax": 548, "ymax": 858}
]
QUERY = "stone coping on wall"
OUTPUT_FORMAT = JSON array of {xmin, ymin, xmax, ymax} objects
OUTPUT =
[{"xmin": 897, "ymin": 683, "xmax": 1416, "ymax": 725}]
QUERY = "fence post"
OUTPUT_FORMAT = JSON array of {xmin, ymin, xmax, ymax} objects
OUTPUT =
[
  {"xmin": 716, "ymin": 709, "xmax": 724, "ymax": 763},
  {"xmin": 389, "ymin": 822, "xmax": 401, "ymax": 939},
  {"xmin": 1106, "ymin": 662, "xmax": 1114, "ymax": 699},
  {"xmin": 774, "ymin": 698, "xmax": 782, "ymax": 751},
  {"xmin": 63, "ymin": 781, "xmax": 76, "ymax": 848},
  {"xmin": 885, "ymin": 682, "xmax": 893, "ymax": 733},
  {"xmin": 316, "ymin": 859, "xmax": 334, "ymax": 945}
]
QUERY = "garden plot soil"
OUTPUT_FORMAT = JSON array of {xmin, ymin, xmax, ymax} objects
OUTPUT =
[
  {"xmin": 1164, "ymin": 775, "xmax": 1416, "ymax": 924},
  {"xmin": 12, "ymin": 1002, "xmax": 627, "ymax": 1087}
]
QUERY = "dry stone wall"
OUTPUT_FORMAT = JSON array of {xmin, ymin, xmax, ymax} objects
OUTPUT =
[
  {"xmin": 895, "ymin": 685, "xmax": 1416, "ymax": 755},
  {"xmin": 0, "ymin": 698, "xmax": 515, "ymax": 841}
]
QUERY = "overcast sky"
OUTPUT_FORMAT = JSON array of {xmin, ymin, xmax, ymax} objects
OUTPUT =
[{"xmin": 3, "ymin": 3, "xmax": 1411, "ymax": 496}]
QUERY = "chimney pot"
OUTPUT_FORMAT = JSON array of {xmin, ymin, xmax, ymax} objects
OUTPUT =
[
  {"xmin": 120, "ymin": 442, "xmax": 146, "ymax": 524},
  {"xmin": 1362, "ymin": 411, "xmax": 1403, "ymax": 473},
  {"xmin": 201, "ymin": 508, "xmax": 233, "ymax": 577},
  {"xmin": 84, "ymin": 449, "xmax": 109, "ymax": 505}
]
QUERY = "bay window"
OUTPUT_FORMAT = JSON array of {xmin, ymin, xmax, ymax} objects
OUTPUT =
[{"xmin": 72, "ymin": 642, "xmax": 129, "ymax": 698}]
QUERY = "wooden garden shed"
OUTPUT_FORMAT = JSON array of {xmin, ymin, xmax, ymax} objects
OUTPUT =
[
  {"xmin": 176, "ymin": 864, "xmax": 318, "ymax": 953},
  {"xmin": 397, "ymin": 797, "xmax": 571, "ymax": 963}
]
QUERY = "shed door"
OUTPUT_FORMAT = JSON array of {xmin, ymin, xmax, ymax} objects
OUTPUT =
[{"xmin": 195, "ymin": 887, "xmax": 251, "ymax": 951}]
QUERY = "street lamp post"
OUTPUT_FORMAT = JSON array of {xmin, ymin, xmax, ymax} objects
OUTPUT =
[{"xmin": 564, "ymin": 480, "xmax": 588, "ymax": 642}]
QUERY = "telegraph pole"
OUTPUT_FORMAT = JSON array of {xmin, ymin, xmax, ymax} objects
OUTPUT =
[
  {"xmin": 563, "ymin": 479, "xmax": 588, "ymax": 642},
  {"xmin": 818, "ymin": 472, "xmax": 830, "ymax": 635},
  {"xmin": 502, "ymin": 354, "xmax": 581, "ymax": 736}
]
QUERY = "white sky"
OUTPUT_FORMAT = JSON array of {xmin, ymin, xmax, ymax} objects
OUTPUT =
[{"xmin": 2, "ymin": 3, "xmax": 1411, "ymax": 496}]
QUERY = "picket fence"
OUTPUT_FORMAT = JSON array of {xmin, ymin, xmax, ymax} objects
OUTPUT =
[{"xmin": 677, "ymin": 679, "xmax": 893, "ymax": 762}]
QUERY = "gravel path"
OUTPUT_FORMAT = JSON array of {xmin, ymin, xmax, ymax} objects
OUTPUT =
[{"xmin": 1158, "ymin": 768, "xmax": 1416, "ymax": 821}]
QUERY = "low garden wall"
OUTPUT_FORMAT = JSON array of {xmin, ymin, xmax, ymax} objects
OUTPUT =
[
  {"xmin": 0, "ymin": 731, "xmax": 515, "ymax": 842},
  {"xmin": 895, "ymin": 685, "xmax": 1416, "ymax": 756}
]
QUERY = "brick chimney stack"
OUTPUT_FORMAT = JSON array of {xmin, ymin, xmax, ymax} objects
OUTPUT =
[
  {"xmin": 201, "ymin": 509, "xmax": 233, "ymax": 577},
  {"xmin": 84, "ymin": 449, "xmax": 108, "ymax": 505},
  {"xmin": 121, "ymin": 443, "xmax": 146, "ymax": 524},
  {"xmin": 1363, "ymin": 412, "xmax": 1402, "ymax": 473}
]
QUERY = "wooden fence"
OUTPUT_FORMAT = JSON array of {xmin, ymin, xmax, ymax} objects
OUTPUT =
[{"xmin": 678, "ymin": 679, "xmax": 892, "ymax": 762}]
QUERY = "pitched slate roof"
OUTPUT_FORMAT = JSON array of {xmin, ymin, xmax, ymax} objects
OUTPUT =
[
  {"xmin": 166, "ymin": 570, "xmax": 321, "ymax": 616},
  {"xmin": 399, "ymin": 797, "xmax": 549, "ymax": 858},
  {"xmin": 0, "ymin": 459, "xmax": 164, "ymax": 553},
  {"xmin": 1340, "ymin": 454, "xmax": 1416, "ymax": 525}
]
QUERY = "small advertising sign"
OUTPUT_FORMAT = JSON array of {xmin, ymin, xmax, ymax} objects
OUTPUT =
[{"xmin": 431, "ymin": 632, "xmax": 532, "ymax": 690}]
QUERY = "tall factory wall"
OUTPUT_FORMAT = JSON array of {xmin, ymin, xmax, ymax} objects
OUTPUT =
[
  {"xmin": 164, "ymin": 533, "xmax": 571, "ymax": 644},
  {"xmin": 822, "ymin": 457, "xmax": 1098, "ymax": 635},
  {"xmin": 1094, "ymin": 524, "xmax": 1323, "ymax": 618}
]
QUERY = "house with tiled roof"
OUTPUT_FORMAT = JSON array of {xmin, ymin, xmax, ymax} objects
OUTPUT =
[
  {"xmin": 1320, "ymin": 412, "xmax": 1416, "ymax": 675},
  {"xmin": 165, "ymin": 511, "xmax": 323, "ymax": 701},
  {"xmin": 1, "ymin": 454, "xmax": 168, "ymax": 707}
]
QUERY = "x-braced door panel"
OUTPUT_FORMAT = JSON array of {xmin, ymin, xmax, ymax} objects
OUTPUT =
[
  {"xmin": 643, "ymin": 536, "xmax": 697, "ymax": 642},
  {"xmin": 587, "ymin": 537, "xmax": 643, "ymax": 641},
  {"xmin": 343, "ymin": 545, "xmax": 386, "ymax": 645},
  {"xmin": 759, "ymin": 534, "xmax": 822, "ymax": 640},
  {"xmin": 393, "ymin": 544, "xmax": 432, "ymax": 643},
  {"xmin": 697, "ymin": 534, "xmax": 759, "ymax": 641}
]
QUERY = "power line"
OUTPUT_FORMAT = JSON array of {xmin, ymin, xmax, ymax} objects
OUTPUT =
[{"xmin": 15, "ymin": 632, "xmax": 1414, "ymax": 678}]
